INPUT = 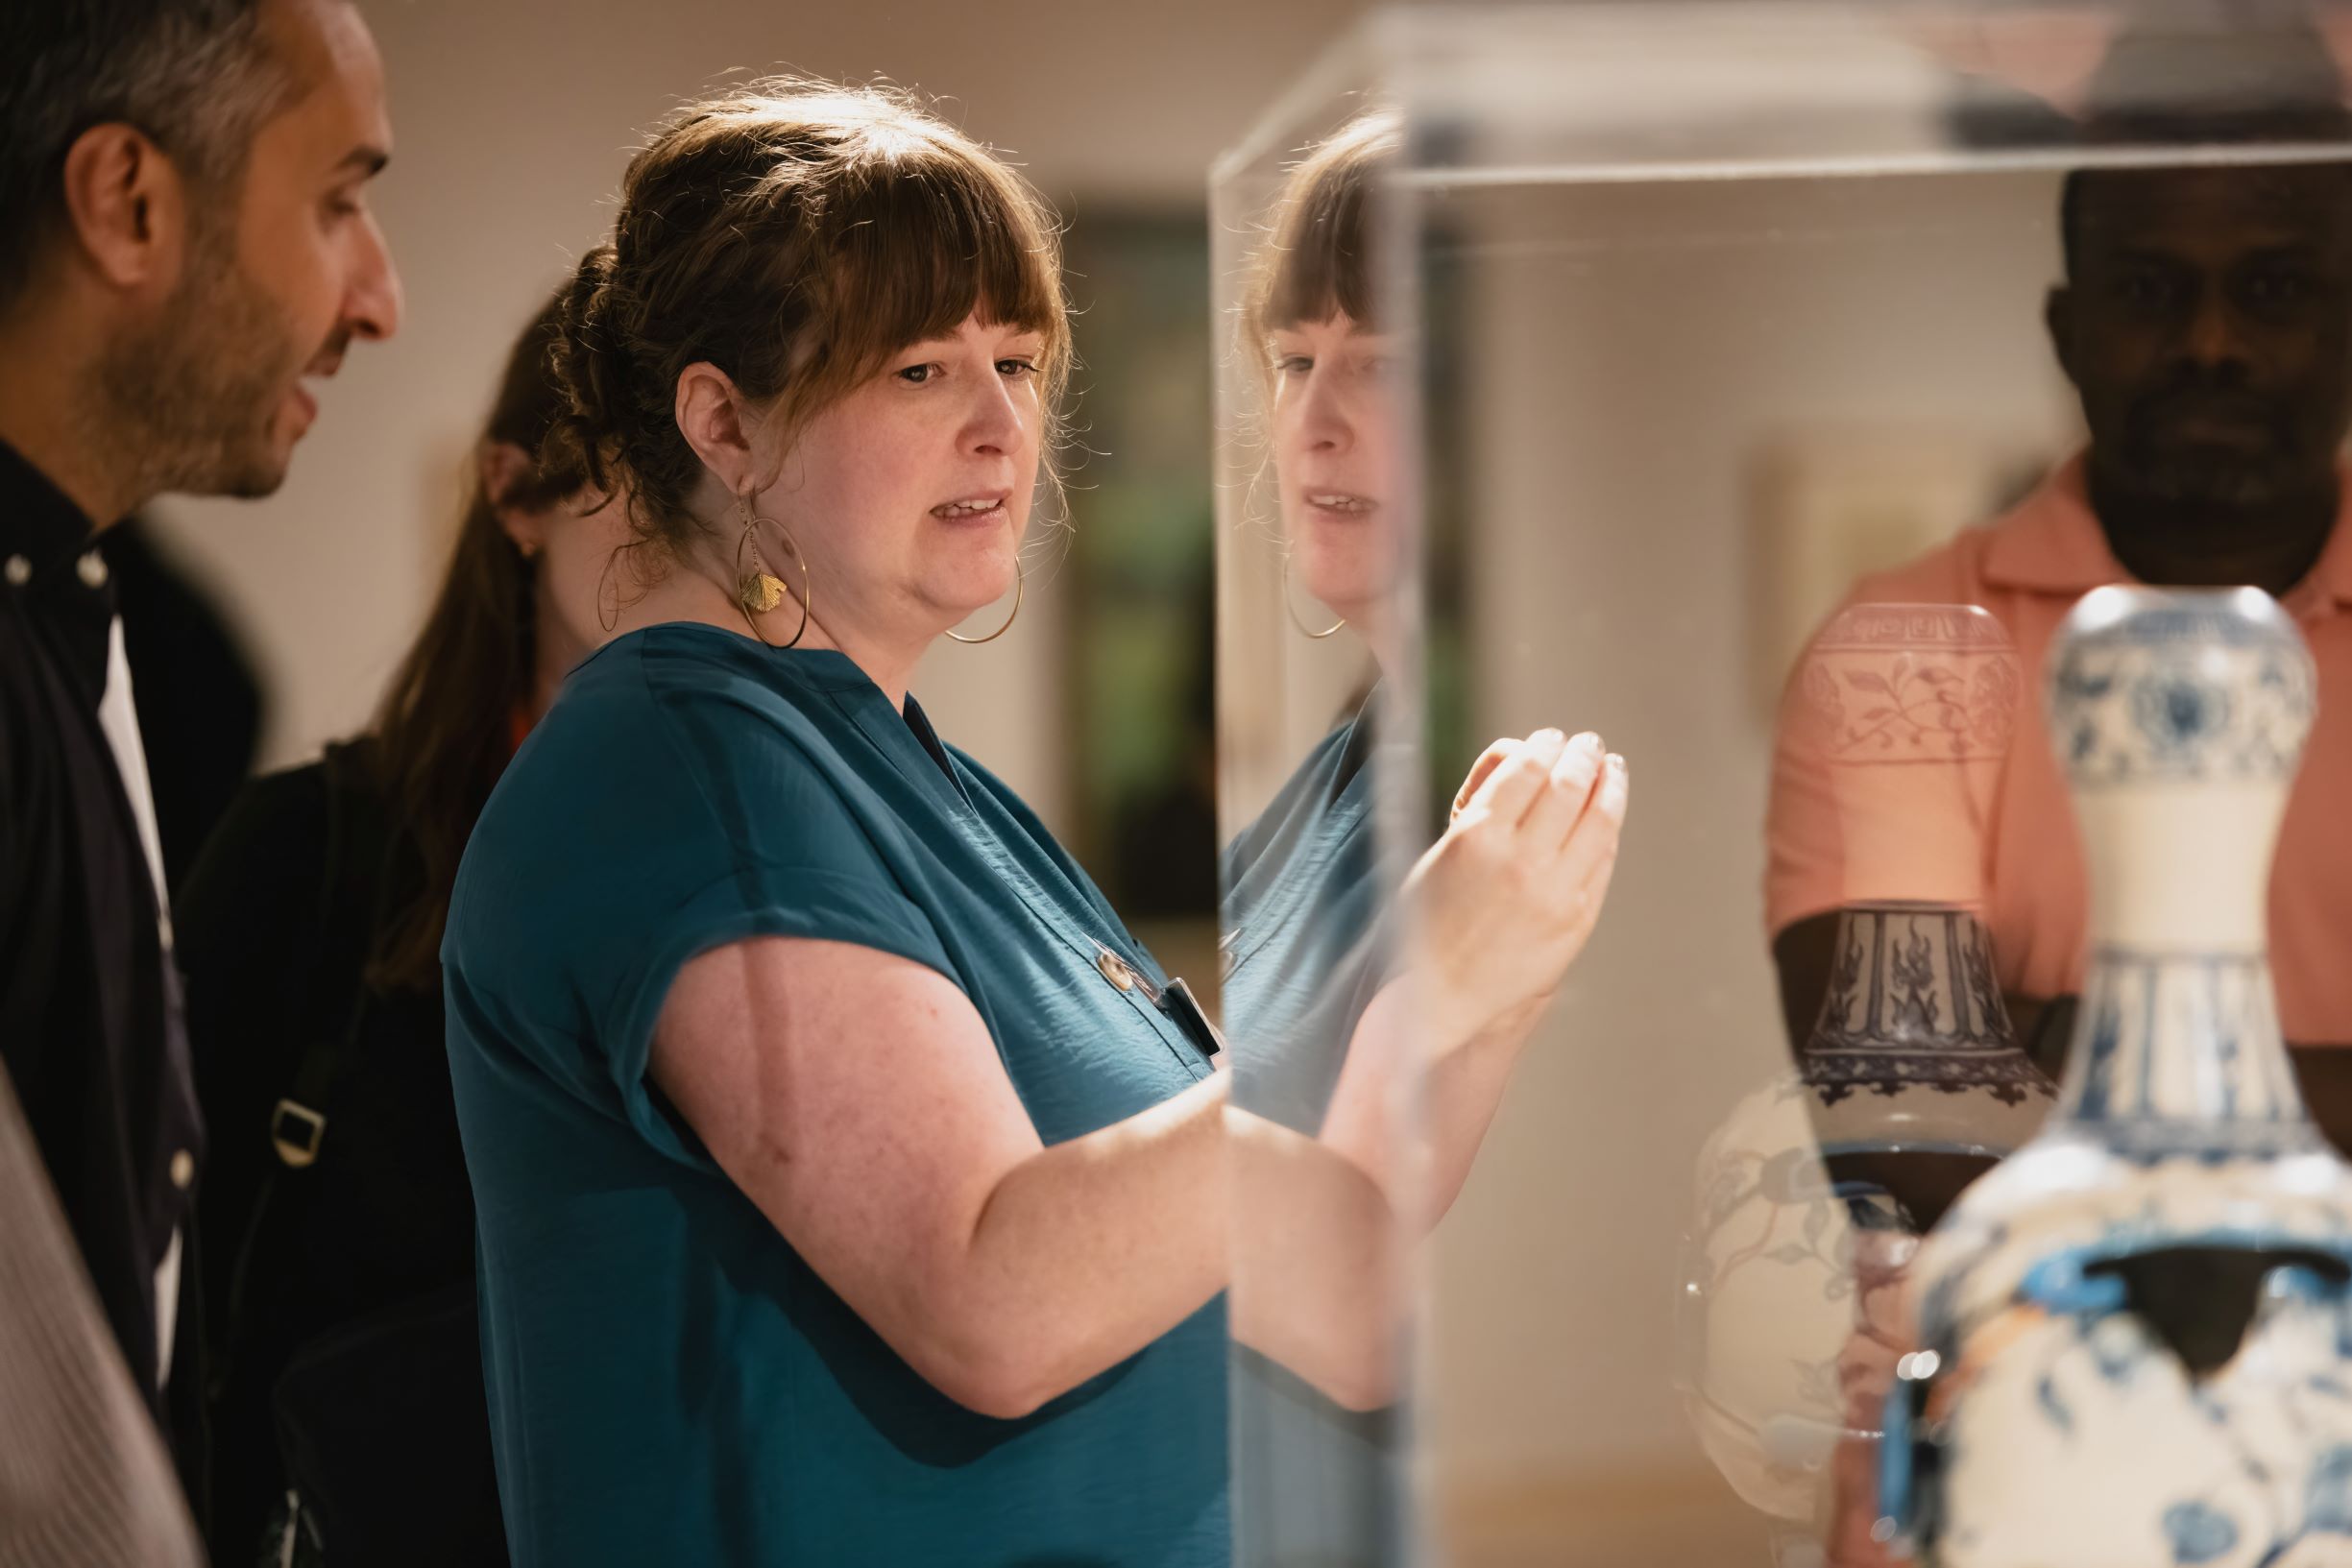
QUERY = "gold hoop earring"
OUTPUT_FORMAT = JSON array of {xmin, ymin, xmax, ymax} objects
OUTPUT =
[
  {"xmin": 736, "ymin": 495, "xmax": 812, "ymax": 650},
  {"xmin": 594, "ymin": 549, "xmax": 621, "ymax": 635},
  {"xmin": 1283, "ymin": 558, "xmax": 1346, "ymax": 639},
  {"xmin": 947, "ymin": 560, "xmax": 1024, "ymax": 644}
]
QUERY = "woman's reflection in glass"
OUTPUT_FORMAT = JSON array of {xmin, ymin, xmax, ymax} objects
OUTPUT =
[{"xmin": 1223, "ymin": 110, "xmax": 1631, "ymax": 1566}]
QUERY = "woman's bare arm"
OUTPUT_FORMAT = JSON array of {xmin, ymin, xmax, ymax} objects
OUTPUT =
[{"xmin": 651, "ymin": 935, "xmax": 1404, "ymax": 1417}]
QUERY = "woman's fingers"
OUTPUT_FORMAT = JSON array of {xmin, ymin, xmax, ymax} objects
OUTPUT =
[
  {"xmin": 1463, "ymin": 729, "xmax": 1565, "ymax": 826},
  {"xmin": 1520, "ymin": 732, "xmax": 1605, "ymax": 849},
  {"xmin": 1558, "ymin": 753, "xmax": 1629, "ymax": 886},
  {"xmin": 1450, "ymin": 740, "xmax": 1515, "ymax": 822}
]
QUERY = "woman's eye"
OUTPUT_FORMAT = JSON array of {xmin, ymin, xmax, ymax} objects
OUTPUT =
[
  {"xmin": 897, "ymin": 363, "xmax": 937, "ymax": 385},
  {"xmin": 1275, "ymin": 355, "xmax": 1313, "ymax": 377},
  {"xmin": 996, "ymin": 358, "xmax": 1039, "ymax": 377}
]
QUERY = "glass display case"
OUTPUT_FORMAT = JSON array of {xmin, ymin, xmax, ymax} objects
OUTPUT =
[{"xmin": 1211, "ymin": 7, "xmax": 2352, "ymax": 1565}]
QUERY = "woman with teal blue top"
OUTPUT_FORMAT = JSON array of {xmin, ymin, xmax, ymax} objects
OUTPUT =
[
  {"xmin": 442, "ymin": 82, "xmax": 1626, "ymax": 1567},
  {"xmin": 1222, "ymin": 113, "xmax": 1636, "ymax": 1565}
]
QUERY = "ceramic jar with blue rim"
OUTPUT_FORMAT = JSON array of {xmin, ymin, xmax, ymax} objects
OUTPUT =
[
  {"xmin": 1679, "ymin": 605, "xmax": 2054, "ymax": 1562},
  {"xmin": 1882, "ymin": 586, "xmax": 2352, "ymax": 1568}
]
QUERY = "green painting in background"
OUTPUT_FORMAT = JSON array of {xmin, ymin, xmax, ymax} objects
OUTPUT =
[{"xmin": 1059, "ymin": 214, "xmax": 1220, "ymax": 924}]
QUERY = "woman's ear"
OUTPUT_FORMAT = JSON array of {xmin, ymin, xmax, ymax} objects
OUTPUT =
[
  {"xmin": 480, "ymin": 441, "xmax": 542, "ymax": 553},
  {"xmin": 674, "ymin": 362, "xmax": 760, "ymax": 496}
]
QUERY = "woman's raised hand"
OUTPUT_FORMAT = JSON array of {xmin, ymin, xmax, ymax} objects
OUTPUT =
[{"xmin": 1405, "ymin": 729, "xmax": 1628, "ymax": 1052}]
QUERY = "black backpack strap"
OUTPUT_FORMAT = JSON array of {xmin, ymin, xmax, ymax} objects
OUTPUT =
[
  {"xmin": 211, "ymin": 745, "xmax": 396, "ymax": 1406},
  {"xmin": 268, "ymin": 742, "xmax": 396, "ymax": 1169}
]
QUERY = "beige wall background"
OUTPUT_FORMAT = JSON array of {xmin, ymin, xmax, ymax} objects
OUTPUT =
[{"xmin": 146, "ymin": 0, "xmax": 1370, "ymax": 832}]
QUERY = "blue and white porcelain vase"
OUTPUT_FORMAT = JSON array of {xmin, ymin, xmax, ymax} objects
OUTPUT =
[
  {"xmin": 1883, "ymin": 587, "xmax": 2352, "ymax": 1568},
  {"xmin": 1788, "ymin": 604, "xmax": 2055, "ymax": 1191},
  {"xmin": 1680, "ymin": 606, "xmax": 2053, "ymax": 1557}
]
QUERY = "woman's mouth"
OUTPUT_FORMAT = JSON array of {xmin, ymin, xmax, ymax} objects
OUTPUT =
[
  {"xmin": 933, "ymin": 495, "xmax": 1009, "ymax": 525},
  {"xmin": 1307, "ymin": 492, "xmax": 1377, "ymax": 517}
]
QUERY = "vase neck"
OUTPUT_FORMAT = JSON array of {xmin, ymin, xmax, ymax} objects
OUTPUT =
[
  {"xmin": 1805, "ymin": 904, "xmax": 2018, "ymax": 1056},
  {"xmin": 2050, "ymin": 947, "xmax": 2306, "ymax": 1132}
]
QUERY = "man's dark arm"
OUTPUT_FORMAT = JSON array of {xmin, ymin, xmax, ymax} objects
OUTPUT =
[
  {"xmin": 1771, "ymin": 912, "xmax": 1840, "ymax": 1057},
  {"xmin": 2291, "ymin": 1049, "xmax": 2352, "ymax": 1157}
]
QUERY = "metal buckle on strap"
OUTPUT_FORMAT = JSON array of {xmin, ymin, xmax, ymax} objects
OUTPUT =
[{"xmin": 271, "ymin": 1099, "xmax": 327, "ymax": 1169}]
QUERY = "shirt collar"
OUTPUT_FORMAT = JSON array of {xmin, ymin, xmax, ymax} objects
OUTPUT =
[
  {"xmin": 0, "ymin": 438, "xmax": 119, "ymax": 707},
  {"xmin": 1980, "ymin": 450, "xmax": 2352, "ymax": 620},
  {"xmin": 1978, "ymin": 455, "xmax": 2129, "ymax": 597},
  {"xmin": 0, "ymin": 437, "xmax": 101, "ymax": 581}
]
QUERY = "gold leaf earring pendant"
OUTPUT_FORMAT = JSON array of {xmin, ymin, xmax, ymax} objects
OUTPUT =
[
  {"xmin": 734, "ymin": 492, "xmax": 812, "ymax": 650},
  {"xmin": 737, "ymin": 495, "xmax": 787, "ymax": 615}
]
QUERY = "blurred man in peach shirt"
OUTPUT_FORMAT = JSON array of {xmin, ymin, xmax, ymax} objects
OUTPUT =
[
  {"xmin": 1770, "ymin": 143, "xmax": 2352, "ymax": 1137},
  {"xmin": 1765, "ymin": 81, "xmax": 2352, "ymax": 1568}
]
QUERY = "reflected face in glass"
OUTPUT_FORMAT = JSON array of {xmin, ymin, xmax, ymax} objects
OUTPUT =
[
  {"xmin": 2053, "ymin": 163, "xmax": 2352, "ymax": 508},
  {"xmin": 1269, "ymin": 312, "xmax": 1404, "ymax": 624}
]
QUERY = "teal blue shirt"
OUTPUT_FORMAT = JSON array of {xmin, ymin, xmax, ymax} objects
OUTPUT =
[
  {"xmin": 443, "ymin": 625, "xmax": 1228, "ymax": 1567},
  {"xmin": 1221, "ymin": 701, "xmax": 1405, "ymax": 1565}
]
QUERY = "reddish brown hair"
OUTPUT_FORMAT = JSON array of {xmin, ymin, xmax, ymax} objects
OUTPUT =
[
  {"xmin": 1245, "ymin": 109, "xmax": 1401, "ymax": 351},
  {"xmin": 546, "ymin": 79, "xmax": 1071, "ymax": 559}
]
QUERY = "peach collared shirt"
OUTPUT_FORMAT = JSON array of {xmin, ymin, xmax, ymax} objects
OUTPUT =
[{"xmin": 1765, "ymin": 453, "xmax": 2352, "ymax": 1045}]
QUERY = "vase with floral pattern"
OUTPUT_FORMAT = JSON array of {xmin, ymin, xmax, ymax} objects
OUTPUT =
[{"xmin": 1680, "ymin": 604, "xmax": 2054, "ymax": 1558}]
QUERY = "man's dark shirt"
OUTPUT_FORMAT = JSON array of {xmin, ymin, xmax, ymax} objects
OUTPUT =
[
  {"xmin": 0, "ymin": 437, "xmax": 205, "ymax": 1459},
  {"xmin": 101, "ymin": 517, "xmax": 265, "ymax": 892}
]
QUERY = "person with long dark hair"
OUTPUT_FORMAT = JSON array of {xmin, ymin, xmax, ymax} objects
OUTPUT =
[{"xmin": 177, "ymin": 287, "xmax": 621, "ymax": 1566}]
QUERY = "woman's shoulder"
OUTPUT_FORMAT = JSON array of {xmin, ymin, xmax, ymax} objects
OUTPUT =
[
  {"xmin": 227, "ymin": 753, "xmax": 337, "ymax": 825},
  {"xmin": 178, "ymin": 744, "xmax": 390, "ymax": 970},
  {"xmin": 551, "ymin": 626, "xmax": 850, "ymax": 750},
  {"xmin": 184, "ymin": 746, "xmax": 392, "ymax": 889},
  {"xmin": 1224, "ymin": 712, "xmax": 1369, "ymax": 862},
  {"xmin": 181, "ymin": 760, "xmax": 328, "ymax": 910},
  {"xmin": 468, "ymin": 630, "xmax": 878, "ymax": 894}
]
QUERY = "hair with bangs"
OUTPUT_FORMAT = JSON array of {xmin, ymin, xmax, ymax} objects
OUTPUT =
[
  {"xmin": 546, "ymin": 78, "xmax": 1070, "ymax": 560},
  {"xmin": 1244, "ymin": 109, "xmax": 1401, "ymax": 354}
]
